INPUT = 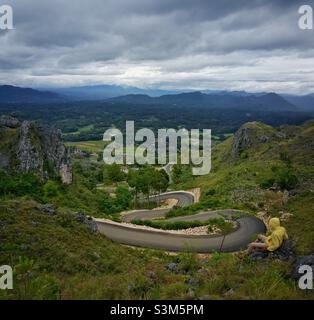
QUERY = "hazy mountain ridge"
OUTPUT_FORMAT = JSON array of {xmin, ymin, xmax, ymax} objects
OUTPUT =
[
  {"xmin": 282, "ymin": 94, "xmax": 314, "ymax": 112},
  {"xmin": 0, "ymin": 84, "xmax": 313, "ymax": 113},
  {"xmin": 109, "ymin": 91, "xmax": 297, "ymax": 112},
  {"xmin": 0, "ymin": 85, "xmax": 64, "ymax": 103}
]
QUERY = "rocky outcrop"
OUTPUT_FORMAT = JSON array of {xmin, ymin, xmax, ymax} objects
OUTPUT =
[
  {"xmin": 231, "ymin": 125, "xmax": 253, "ymax": 157},
  {"xmin": 231, "ymin": 122, "xmax": 275, "ymax": 158},
  {"xmin": 0, "ymin": 115, "xmax": 20, "ymax": 128},
  {"xmin": 0, "ymin": 116, "xmax": 72, "ymax": 184}
]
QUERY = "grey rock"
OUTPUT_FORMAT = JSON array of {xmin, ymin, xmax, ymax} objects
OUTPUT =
[
  {"xmin": 39, "ymin": 203, "xmax": 56, "ymax": 216},
  {"xmin": 165, "ymin": 262, "xmax": 178, "ymax": 272},
  {"xmin": 186, "ymin": 277, "xmax": 200, "ymax": 286},
  {"xmin": 85, "ymin": 218, "xmax": 98, "ymax": 233},
  {"xmin": 231, "ymin": 126, "xmax": 252, "ymax": 158},
  {"xmin": 259, "ymin": 135, "xmax": 270, "ymax": 143},
  {"xmin": 288, "ymin": 190, "xmax": 300, "ymax": 196},
  {"xmin": 250, "ymin": 251, "xmax": 268, "ymax": 261},
  {"xmin": 276, "ymin": 132, "xmax": 287, "ymax": 139},
  {"xmin": 0, "ymin": 118, "xmax": 72, "ymax": 184},
  {"xmin": 249, "ymin": 239, "xmax": 296, "ymax": 262},
  {"xmin": 231, "ymin": 122, "xmax": 274, "ymax": 158},
  {"xmin": 76, "ymin": 212, "xmax": 98, "ymax": 233},
  {"xmin": 0, "ymin": 115, "xmax": 20, "ymax": 128},
  {"xmin": 76, "ymin": 211, "xmax": 86, "ymax": 223},
  {"xmin": 269, "ymin": 239, "xmax": 296, "ymax": 261}
]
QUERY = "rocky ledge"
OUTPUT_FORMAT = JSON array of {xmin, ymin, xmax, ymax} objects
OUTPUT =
[{"xmin": 0, "ymin": 116, "xmax": 72, "ymax": 184}]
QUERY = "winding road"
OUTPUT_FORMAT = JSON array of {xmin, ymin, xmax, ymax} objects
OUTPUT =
[{"xmin": 95, "ymin": 191, "xmax": 266, "ymax": 253}]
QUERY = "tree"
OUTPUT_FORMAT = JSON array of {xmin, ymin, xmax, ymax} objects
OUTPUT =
[
  {"xmin": 172, "ymin": 164, "xmax": 183, "ymax": 183},
  {"xmin": 96, "ymin": 192, "xmax": 115, "ymax": 214},
  {"xmin": 115, "ymin": 185, "xmax": 133, "ymax": 210},
  {"xmin": 152, "ymin": 169, "xmax": 169, "ymax": 195},
  {"xmin": 127, "ymin": 166, "xmax": 169, "ymax": 204},
  {"xmin": 104, "ymin": 164, "xmax": 125, "ymax": 182},
  {"xmin": 127, "ymin": 169, "xmax": 140, "ymax": 201}
]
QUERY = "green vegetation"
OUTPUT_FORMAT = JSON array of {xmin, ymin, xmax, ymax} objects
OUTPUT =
[
  {"xmin": 167, "ymin": 121, "xmax": 314, "ymax": 254},
  {"xmin": 0, "ymin": 200, "xmax": 311, "ymax": 300},
  {"xmin": 283, "ymin": 194, "xmax": 314, "ymax": 255},
  {"xmin": 65, "ymin": 140, "xmax": 106, "ymax": 154},
  {"xmin": 166, "ymin": 200, "xmax": 225, "ymax": 218},
  {"xmin": 259, "ymin": 165, "xmax": 298, "ymax": 191},
  {"xmin": 127, "ymin": 166, "xmax": 169, "ymax": 202},
  {"xmin": 131, "ymin": 218, "xmax": 234, "ymax": 234},
  {"xmin": 0, "ymin": 120, "xmax": 313, "ymax": 300},
  {"xmin": 103, "ymin": 163, "xmax": 125, "ymax": 182},
  {"xmin": 0, "ymin": 171, "xmax": 42, "ymax": 200},
  {"xmin": 1, "ymin": 99, "xmax": 312, "ymax": 143}
]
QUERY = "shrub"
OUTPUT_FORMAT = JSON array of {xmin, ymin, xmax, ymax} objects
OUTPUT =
[
  {"xmin": 43, "ymin": 180, "xmax": 60, "ymax": 200},
  {"xmin": 0, "ymin": 171, "xmax": 42, "ymax": 199},
  {"xmin": 260, "ymin": 166, "xmax": 298, "ymax": 190}
]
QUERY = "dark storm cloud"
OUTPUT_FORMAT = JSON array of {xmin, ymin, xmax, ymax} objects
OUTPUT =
[{"xmin": 0, "ymin": 0, "xmax": 313, "ymax": 93}]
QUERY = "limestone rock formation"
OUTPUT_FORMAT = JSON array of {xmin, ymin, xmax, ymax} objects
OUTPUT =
[
  {"xmin": 0, "ymin": 116, "xmax": 72, "ymax": 184},
  {"xmin": 231, "ymin": 121, "xmax": 275, "ymax": 158}
]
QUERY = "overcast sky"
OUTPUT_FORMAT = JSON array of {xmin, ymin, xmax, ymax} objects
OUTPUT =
[{"xmin": 0, "ymin": 0, "xmax": 314, "ymax": 94}]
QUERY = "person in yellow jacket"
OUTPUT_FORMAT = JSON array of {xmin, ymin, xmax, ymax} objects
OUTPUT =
[{"xmin": 248, "ymin": 217, "xmax": 288, "ymax": 253}]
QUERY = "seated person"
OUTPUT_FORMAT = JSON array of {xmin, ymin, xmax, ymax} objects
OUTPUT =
[{"xmin": 248, "ymin": 218, "xmax": 288, "ymax": 254}]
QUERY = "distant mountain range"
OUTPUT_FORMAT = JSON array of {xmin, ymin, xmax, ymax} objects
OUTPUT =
[
  {"xmin": 282, "ymin": 94, "xmax": 314, "ymax": 112},
  {"xmin": 108, "ymin": 91, "xmax": 298, "ymax": 112},
  {"xmin": 51, "ymin": 84, "xmax": 177, "ymax": 100},
  {"xmin": 0, "ymin": 85, "xmax": 64, "ymax": 103},
  {"xmin": 0, "ymin": 84, "xmax": 313, "ymax": 112}
]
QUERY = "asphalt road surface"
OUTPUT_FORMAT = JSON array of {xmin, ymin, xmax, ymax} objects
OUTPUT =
[{"xmin": 95, "ymin": 191, "xmax": 266, "ymax": 253}]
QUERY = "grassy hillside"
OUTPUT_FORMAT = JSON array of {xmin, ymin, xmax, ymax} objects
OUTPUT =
[
  {"xmin": 0, "ymin": 120, "xmax": 313, "ymax": 299},
  {"xmin": 171, "ymin": 120, "xmax": 314, "ymax": 254},
  {"xmin": 0, "ymin": 200, "xmax": 310, "ymax": 300}
]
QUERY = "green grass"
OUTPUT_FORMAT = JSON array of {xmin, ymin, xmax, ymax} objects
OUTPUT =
[
  {"xmin": 283, "ymin": 194, "xmax": 314, "ymax": 255},
  {"xmin": 65, "ymin": 140, "xmax": 146, "ymax": 159},
  {"xmin": 0, "ymin": 199, "xmax": 311, "ymax": 300},
  {"xmin": 65, "ymin": 125, "xmax": 95, "ymax": 136},
  {"xmin": 65, "ymin": 140, "xmax": 106, "ymax": 154}
]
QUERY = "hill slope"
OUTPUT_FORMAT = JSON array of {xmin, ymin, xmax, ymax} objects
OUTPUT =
[
  {"xmin": 0, "ymin": 199, "xmax": 309, "ymax": 300},
  {"xmin": 0, "ymin": 120, "xmax": 313, "ymax": 300},
  {"xmin": 177, "ymin": 120, "xmax": 314, "ymax": 254}
]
